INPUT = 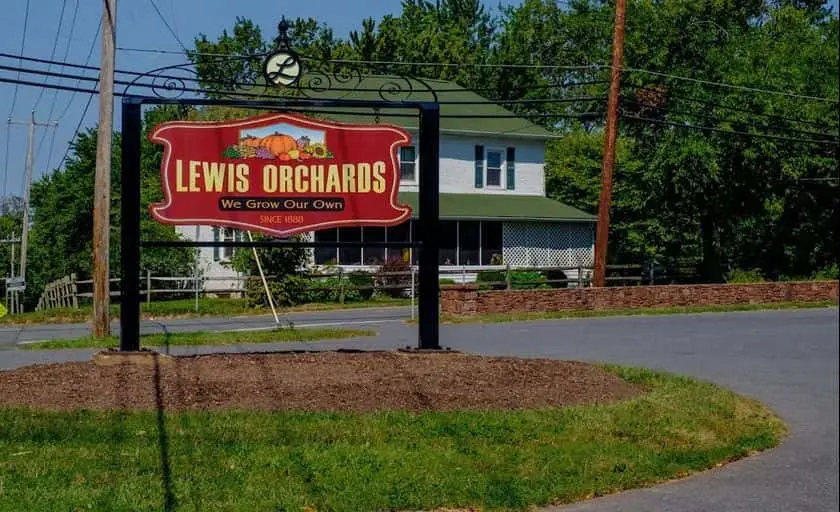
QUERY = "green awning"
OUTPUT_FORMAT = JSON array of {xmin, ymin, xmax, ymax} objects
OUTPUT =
[{"xmin": 397, "ymin": 192, "xmax": 595, "ymax": 222}]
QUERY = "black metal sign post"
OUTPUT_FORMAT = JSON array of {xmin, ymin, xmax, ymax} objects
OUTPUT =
[{"xmin": 118, "ymin": 96, "xmax": 440, "ymax": 352}]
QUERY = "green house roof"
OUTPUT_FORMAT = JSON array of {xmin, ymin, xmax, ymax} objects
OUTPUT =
[
  {"xmin": 397, "ymin": 192, "xmax": 595, "ymax": 222},
  {"xmin": 248, "ymin": 74, "xmax": 557, "ymax": 140}
]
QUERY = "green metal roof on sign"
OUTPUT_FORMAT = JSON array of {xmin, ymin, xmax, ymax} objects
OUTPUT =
[
  {"xmin": 245, "ymin": 74, "xmax": 559, "ymax": 140},
  {"xmin": 397, "ymin": 192, "xmax": 596, "ymax": 222}
]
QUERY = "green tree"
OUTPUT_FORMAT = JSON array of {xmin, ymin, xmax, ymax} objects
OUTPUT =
[
  {"xmin": 229, "ymin": 233, "xmax": 309, "ymax": 307},
  {"xmin": 0, "ymin": 196, "xmax": 23, "ymax": 280},
  {"xmin": 26, "ymin": 106, "xmax": 196, "ymax": 309}
]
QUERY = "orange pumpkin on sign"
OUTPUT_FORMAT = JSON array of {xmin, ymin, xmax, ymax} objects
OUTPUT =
[
  {"xmin": 241, "ymin": 136, "xmax": 261, "ymax": 148},
  {"xmin": 258, "ymin": 133, "xmax": 297, "ymax": 157}
]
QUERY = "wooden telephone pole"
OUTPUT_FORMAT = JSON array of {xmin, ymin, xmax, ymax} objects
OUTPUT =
[
  {"xmin": 93, "ymin": 0, "xmax": 116, "ymax": 338},
  {"xmin": 593, "ymin": 0, "xmax": 627, "ymax": 288}
]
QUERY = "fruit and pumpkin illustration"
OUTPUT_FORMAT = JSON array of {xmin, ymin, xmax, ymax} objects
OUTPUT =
[{"xmin": 223, "ymin": 132, "xmax": 333, "ymax": 161}]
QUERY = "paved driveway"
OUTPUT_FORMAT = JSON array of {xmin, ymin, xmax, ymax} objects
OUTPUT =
[{"xmin": 1, "ymin": 307, "xmax": 837, "ymax": 512}]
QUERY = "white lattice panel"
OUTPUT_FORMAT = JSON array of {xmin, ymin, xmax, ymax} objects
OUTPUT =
[
  {"xmin": 300, "ymin": 231, "xmax": 316, "ymax": 266},
  {"xmin": 503, "ymin": 222, "xmax": 594, "ymax": 268}
]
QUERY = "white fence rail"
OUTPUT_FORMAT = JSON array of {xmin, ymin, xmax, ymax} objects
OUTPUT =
[{"xmin": 33, "ymin": 264, "xmax": 644, "ymax": 313}]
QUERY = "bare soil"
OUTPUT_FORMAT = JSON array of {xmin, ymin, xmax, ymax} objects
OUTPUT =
[{"xmin": 0, "ymin": 350, "xmax": 643, "ymax": 413}]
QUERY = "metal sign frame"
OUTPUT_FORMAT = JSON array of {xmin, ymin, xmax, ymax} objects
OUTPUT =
[{"xmin": 119, "ymin": 95, "xmax": 440, "ymax": 352}]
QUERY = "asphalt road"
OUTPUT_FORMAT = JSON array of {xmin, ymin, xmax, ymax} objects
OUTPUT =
[
  {"xmin": 0, "ymin": 305, "xmax": 414, "ymax": 348},
  {"xmin": 0, "ymin": 306, "xmax": 837, "ymax": 512}
]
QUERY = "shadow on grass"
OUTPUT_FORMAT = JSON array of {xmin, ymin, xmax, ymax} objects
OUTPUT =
[{"xmin": 153, "ymin": 349, "xmax": 176, "ymax": 511}]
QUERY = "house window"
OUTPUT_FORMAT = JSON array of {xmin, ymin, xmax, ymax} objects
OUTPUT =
[
  {"xmin": 314, "ymin": 228, "xmax": 338, "ymax": 265},
  {"xmin": 486, "ymin": 149, "xmax": 503, "ymax": 187},
  {"xmin": 459, "ymin": 221, "xmax": 480, "ymax": 266},
  {"xmin": 387, "ymin": 221, "xmax": 412, "ymax": 264},
  {"xmin": 481, "ymin": 221, "xmax": 503, "ymax": 265},
  {"xmin": 339, "ymin": 227, "xmax": 362, "ymax": 265},
  {"xmin": 438, "ymin": 221, "xmax": 458, "ymax": 265},
  {"xmin": 364, "ymin": 227, "xmax": 386, "ymax": 265},
  {"xmin": 213, "ymin": 227, "xmax": 240, "ymax": 261},
  {"xmin": 399, "ymin": 146, "xmax": 416, "ymax": 181}
]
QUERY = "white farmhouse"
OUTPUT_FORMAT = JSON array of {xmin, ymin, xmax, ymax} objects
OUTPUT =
[{"xmin": 176, "ymin": 76, "xmax": 595, "ymax": 291}]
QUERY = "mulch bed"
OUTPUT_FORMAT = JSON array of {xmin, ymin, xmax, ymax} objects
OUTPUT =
[{"xmin": 0, "ymin": 351, "xmax": 643, "ymax": 413}]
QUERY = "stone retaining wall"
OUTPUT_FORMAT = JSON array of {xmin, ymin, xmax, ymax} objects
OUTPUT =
[{"xmin": 440, "ymin": 281, "xmax": 839, "ymax": 316}]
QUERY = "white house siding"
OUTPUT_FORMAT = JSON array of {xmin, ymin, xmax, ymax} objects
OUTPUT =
[
  {"xmin": 175, "ymin": 225, "xmax": 246, "ymax": 296},
  {"xmin": 502, "ymin": 222, "xmax": 595, "ymax": 270},
  {"xmin": 398, "ymin": 133, "xmax": 546, "ymax": 196}
]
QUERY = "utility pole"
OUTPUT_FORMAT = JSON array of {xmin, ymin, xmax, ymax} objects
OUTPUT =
[
  {"xmin": 93, "ymin": 0, "xmax": 116, "ymax": 338},
  {"xmin": 9, "ymin": 112, "xmax": 57, "ymax": 285},
  {"xmin": 593, "ymin": 0, "xmax": 627, "ymax": 288}
]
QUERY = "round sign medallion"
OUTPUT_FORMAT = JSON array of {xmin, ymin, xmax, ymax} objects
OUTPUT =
[{"xmin": 264, "ymin": 51, "xmax": 302, "ymax": 87}]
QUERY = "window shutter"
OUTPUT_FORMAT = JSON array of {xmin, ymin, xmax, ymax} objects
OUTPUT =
[
  {"xmin": 474, "ymin": 145, "xmax": 484, "ymax": 188},
  {"xmin": 213, "ymin": 227, "xmax": 220, "ymax": 261},
  {"xmin": 506, "ymin": 147, "xmax": 515, "ymax": 190}
]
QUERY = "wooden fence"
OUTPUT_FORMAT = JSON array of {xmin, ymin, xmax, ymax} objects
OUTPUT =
[
  {"xmin": 32, "ymin": 264, "xmax": 651, "ymax": 312},
  {"xmin": 35, "ymin": 274, "xmax": 79, "ymax": 311}
]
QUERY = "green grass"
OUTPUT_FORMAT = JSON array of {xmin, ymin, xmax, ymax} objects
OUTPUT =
[
  {"xmin": 19, "ymin": 328, "xmax": 376, "ymax": 350},
  {"xmin": 0, "ymin": 365, "xmax": 785, "ymax": 511},
  {"xmin": 0, "ymin": 297, "xmax": 410, "ymax": 326},
  {"xmin": 433, "ymin": 300, "xmax": 838, "ymax": 324}
]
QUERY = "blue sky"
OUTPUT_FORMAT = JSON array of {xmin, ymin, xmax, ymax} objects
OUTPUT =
[
  {"xmin": 0, "ymin": 0, "xmax": 837, "ymax": 199},
  {"xmin": 242, "ymin": 124, "xmax": 324, "ymax": 145}
]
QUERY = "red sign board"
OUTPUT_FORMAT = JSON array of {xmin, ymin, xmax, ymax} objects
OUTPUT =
[{"xmin": 148, "ymin": 112, "xmax": 413, "ymax": 237}]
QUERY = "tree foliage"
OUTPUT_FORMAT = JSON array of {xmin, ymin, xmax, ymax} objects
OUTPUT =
[
  {"xmin": 29, "ymin": 0, "xmax": 833, "ymax": 308},
  {"xmin": 25, "ymin": 107, "xmax": 196, "ymax": 308}
]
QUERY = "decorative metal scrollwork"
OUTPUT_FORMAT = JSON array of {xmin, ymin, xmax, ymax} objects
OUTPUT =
[{"xmin": 122, "ymin": 16, "xmax": 439, "ymax": 104}]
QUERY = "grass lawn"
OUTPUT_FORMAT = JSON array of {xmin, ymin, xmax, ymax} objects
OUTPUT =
[
  {"xmin": 433, "ymin": 300, "xmax": 838, "ymax": 324},
  {"xmin": 0, "ymin": 365, "xmax": 785, "ymax": 511},
  {"xmin": 0, "ymin": 297, "xmax": 410, "ymax": 326},
  {"xmin": 19, "ymin": 328, "xmax": 376, "ymax": 350}
]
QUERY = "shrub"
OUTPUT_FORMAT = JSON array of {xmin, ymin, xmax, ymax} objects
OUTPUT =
[
  {"xmin": 476, "ymin": 270, "xmax": 506, "ymax": 290},
  {"xmin": 725, "ymin": 268, "xmax": 765, "ymax": 283},
  {"xmin": 813, "ymin": 264, "xmax": 839, "ymax": 281},
  {"xmin": 476, "ymin": 270, "xmax": 550, "ymax": 290},
  {"xmin": 542, "ymin": 269, "xmax": 569, "ymax": 288},
  {"xmin": 245, "ymin": 275, "xmax": 311, "ymax": 308},
  {"xmin": 439, "ymin": 278, "xmax": 456, "ymax": 285},
  {"xmin": 376, "ymin": 258, "xmax": 412, "ymax": 298},
  {"xmin": 509, "ymin": 270, "xmax": 549, "ymax": 290},
  {"xmin": 347, "ymin": 271, "xmax": 375, "ymax": 301}
]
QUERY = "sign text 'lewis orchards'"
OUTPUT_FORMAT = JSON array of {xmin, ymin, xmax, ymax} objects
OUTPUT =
[{"xmin": 148, "ymin": 112, "xmax": 413, "ymax": 237}]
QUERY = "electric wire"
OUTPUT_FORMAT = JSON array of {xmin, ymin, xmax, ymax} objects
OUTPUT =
[
  {"xmin": 1, "ymin": 72, "xmax": 834, "ymax": 148},
  {"xmin": 622, "ymin": 96, "xmax": 839, "ymax": 141},
  {"xmin": 622, "ymin": 114, "xmax": 839, "ymax": 147},
  {"xmin": 0, "ymin": 60, "xmax": 609, "ymax": 107},
  {"xmin": 3, "ymin": 0, "xmax": 31, "ymax": 199},
  {"xmin": 147, "ymin": 0, "xmax": 188, "ymax": 51},
  {"xmin": 32, "ymin": 0, "xmax": 68, "ymax": 111},
  {"xmin": 39, "ymin": 0, "xmax": 81, "ymax": 176},
  {"xmin": 113, "ymin": 45, "xmax": 838, "ymax": 103},
  {"xmin": 623, "ymin": 83, "xmax": 838, "ymax": 130}
]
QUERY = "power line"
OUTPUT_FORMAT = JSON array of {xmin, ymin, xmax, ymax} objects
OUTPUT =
[
  {"xmin": 58, "ymin": 92, "xmax": 95, "ymax": 172},
  {"xmin": 620, "ymin": 68, "xmax": 837, "ymax": 104},
  {"xmin": 56, "ymin": 20, "xmax": 101, "ymax": 122},
  {"xmin": 622, "ymin": 96, "xmax": 839, "ymax": 141},
  {"xmin": 4, "ymin": 0, "xmax": 31, "ymax": 199},
  {"xmin": 32, "ymin": 0, "xmax": 68, "ymax": 111},
  {"xmin": 0, "ymin": 60, "xmax": 609, "ymax": 107},
  {"xmin": 622, "ymin": 114, "xmax": 839, "ymax": 147},
  {"xmin": 113, "ymin": 45, "xmax": 839, "ymax": 104},
  {"xmin": 38, "ymin": 0, "xmax": 81, "ymax": 177},
  {"xmin": 624, "ymin": 83, "xmax": 838, "ymax": 130},
  {"xmin": 7, "ymin": 0, "xmax": 31, "ymax": 118},
  {"xmin": 147, "ymin": 0, "xmax": 188, "ymax": 51}
]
